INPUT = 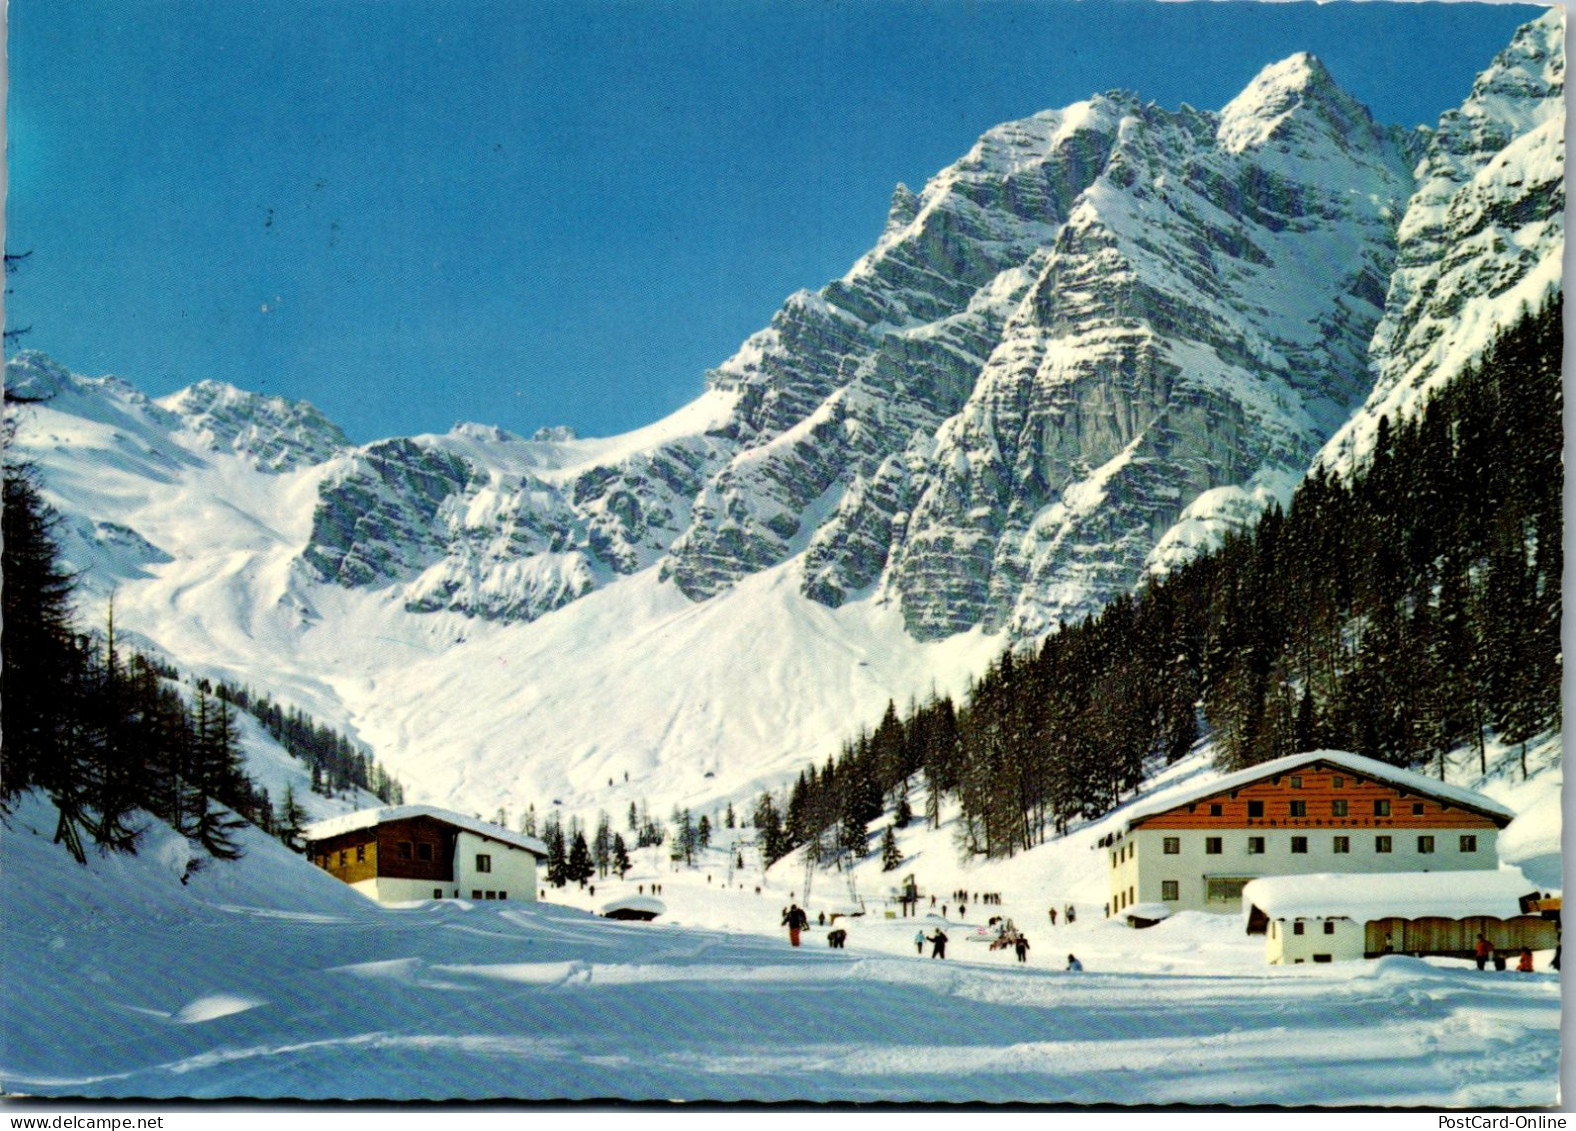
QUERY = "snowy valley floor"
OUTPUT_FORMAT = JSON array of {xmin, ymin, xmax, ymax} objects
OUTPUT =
[{"xmin": 0, "ymin": 794, "xmax": 1561, "ymax": 1107}]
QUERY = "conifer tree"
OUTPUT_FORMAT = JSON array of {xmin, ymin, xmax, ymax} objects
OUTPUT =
[
  {"xmin": 568, "ymin": 830, "xmax": 595, "ymax": 887},
  {"xmin": 879, "ymin": 825, "xmax": 902, "ymax": 872},
  {"xmin": 593, "ymin": 811, "xmax": 612, "ymax": 878},
  {"xmin": 543, "ymin": 814, "xmax": 568, "ymax": 887}
]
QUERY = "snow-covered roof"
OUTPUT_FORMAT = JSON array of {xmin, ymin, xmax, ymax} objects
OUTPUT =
[
  {"xmin": 1124, "ymin": 903, "xmax": 1173, "ymax": 922},
  {"xmin": 1119, "ymin": 749, "xmax": 1515, "ymax": 832},
  {"xmin": 303, "ymin": 805, "xmax": 548, "ymax": 857},
  {"xmin": 1243, "ymin": 869, "xmax": 1540, "ymax": 924},
  {"xmin": 600, "ymin": 895, "xmax": 666, "ymax": 916}
]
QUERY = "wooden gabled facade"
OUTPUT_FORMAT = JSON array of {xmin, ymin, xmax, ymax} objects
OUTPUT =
[
  {"xmin": 312, "ymin": 813, "xmax": 460, "ymax": 887},
  {"xmin": 1132, "ymin": 761, "xmax": 1505, "ymax": 833}
]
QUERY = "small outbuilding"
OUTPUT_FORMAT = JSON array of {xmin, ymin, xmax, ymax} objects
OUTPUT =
[
  {"xmin": 600, "ymin": 895, "xmax": 665, "ymax": 921},
  {"xmin": 1123, "ymin": 902, "xmax": 1173, "ymax": 929},
  {"xmin": 1243, "ymin": 869, "xmax": 1559, "ymax": 965},
  {"xmin": 304, "ymin": 804, "xmax": 547, "ymax": 906}
]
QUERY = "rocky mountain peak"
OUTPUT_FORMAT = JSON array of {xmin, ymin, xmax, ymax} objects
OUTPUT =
[
  {"xmin": 160, "ymin": 379, "xmax": 350, "ymax": 473},
  {"xmin": 1217, "ymin": 51, "xmax": 1381, "ymax": 156}
]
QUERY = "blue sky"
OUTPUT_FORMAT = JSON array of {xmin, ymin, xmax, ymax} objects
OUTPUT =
[{"xmin": 7, "ymin": 0, "xmax": 1544, "ymax": 443}]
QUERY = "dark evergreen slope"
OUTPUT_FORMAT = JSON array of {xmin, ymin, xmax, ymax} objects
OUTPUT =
[
  {"xmin": 762, "ymin": 296, "xmax": 1561, "ymax": 862},
  {"xmin": 216, "ymin": 681, "xmax": 404, "ymax": 806},
  {"xmin": 1, "ymin": 458, "xmax": 402, "ymax": 861}
]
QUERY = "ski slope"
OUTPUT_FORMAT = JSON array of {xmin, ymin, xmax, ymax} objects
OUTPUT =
[{"xmin": 2, "ymin": 756, "xmax": 1559, "ymax": 1106}]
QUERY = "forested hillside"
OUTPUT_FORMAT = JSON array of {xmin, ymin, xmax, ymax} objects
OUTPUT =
[
  {"xmin": 762, "ymin": 296, "xmax": 1562, "ymax": 864},
  {"xmin": 1, "ymin": 450, "xmax": 402, "ymax": 862}
]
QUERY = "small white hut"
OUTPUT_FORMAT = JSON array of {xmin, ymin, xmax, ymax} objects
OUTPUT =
[{"xmin": 1243, "ymin": 869, "xmax": 1557, "ymax": 965}]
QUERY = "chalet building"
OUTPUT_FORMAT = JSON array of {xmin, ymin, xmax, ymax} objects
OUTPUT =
[
  {"xmin": 1103, "ymin": 750, "xmax": 1515, "ymax": 916},
  {"xmin": 304, "ymin": 805, "xmax": 548, "ymax": 905},
  {"xmin": 1243, "ymin": 869, "xmax": 1558, "ymax": 964}
]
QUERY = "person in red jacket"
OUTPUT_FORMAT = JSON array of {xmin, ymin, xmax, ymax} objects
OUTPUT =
[
  {"xmin": 782, "ymin": 903, "xmax": 809, "ymax": 947},
  {"xmin": 1517, "ymin": 947, "xmax": 1535, "ymax": 973},
  {"xmin": 1474, "ymin": 934, "xmax": 1494, "ymax": 971}
]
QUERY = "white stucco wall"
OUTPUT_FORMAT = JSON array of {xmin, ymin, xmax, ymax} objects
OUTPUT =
[
  {"xmin": 1265, "ymin": 917, "xmax": 1366, "ymax": 964},
  {"xmin": 451, "ymin": 830, "xmax": 538, "ymax": 901},
  {"xmin": 1113, "ymin": 826, "xmax": 1499, "ymax": 915}
]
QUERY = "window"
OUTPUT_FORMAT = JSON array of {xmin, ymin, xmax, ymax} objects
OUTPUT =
[
  {"xmin": 1293, "ymin": 921, "xmax": 1305, "ymax": 936},
  {"xmin": 1323, "ymin": 921, "xmax": 1336, "ymax": 935},
  {"xmin": 1290, "ymin": 776, "xmax": 1302, "ymax": 789},
  {"xmin": 399, "ymin": 841, "xmax": 414, "ymax": 860},
  {"xmin": 499, "ymin": 891, "xmax": 507, "ymax": 900},
  {"xmin": 1333, "ymin": 836, "xmax": 1350, "ymax": 854},
  {"xmin": 1248, "ymin": 836, "xmax": 1266, "ymax": 855},
  {"xmin": 1163, "ymin": 837, "xmax": 1180, "ymax": 855},
  {"xmin": 1205, "ymin": 837, "xmax": 1223, "ymax": 855},
  {"xmin": 1209, "ymin": 803, "xmax": 1223, "ymax": 817},
  {"xmin": 1331, "ymin": 800, "xmax": 1348, "ymax": 817},
  {"xmin": 1111, "ymin": 852, "xmax": 1118, "ymax": 869},
  {"xmin": 1373, "ymin": 800, "xmax": 1391, "ymax": 817},
  {"xmin": 1417, "ymin": 836, "xmax": 1435, "ymax": 854},
  {"xmin": 472, "ymin": 890, "xmax": 483, "ymax": 899},
  {"xmin": 1206, "ymin": 878, "xmax": 1250, "ymax": 903},
  {"xmin": 1460, "ymin": 835, "xmax": 1478, "ymax": 853},
  {"xmin": 1375, "ymin": 836, "xmax": 1392, "ymax": 853},
  {"xmin": 1332, "ymin": 776, "xmax": 1344, "ymax": 789},
  {"xmin": 1313, "ymin": 954, "xmax": 1333, "ymax": 964},
  {"xmin": 1290, "ymin": 836, "xmax": 1308, "ymax": 854},
  {"xmin": 476, "ymin": 853, "xmax": 493, "ymax": 873},
  {"xmin": 338, "ymin": 850, "xmax": 347, "ymax": 867},
  {"xmin": 1412, "ymin": 802, "xmax": 1425, "ymax": 816},
  {"xmin": 1289, "ymin": 801, "xmax": 1307, "ymax": 818},
  {"xmin": 1128, "ymin": 886, "xmax": 1135, "ymax": 904},
  {"xmin": 417, "ymin": 843, "xmax": 433, "ymax": 862},
  {"xmin": 1247, "ymin": 801, "xmax": 1264, "ymax": 818},
  {"xmin": 433, "ymin": 888, "xmax": 443, "ymax": 899},
  {"xmin": 356, "ymin": 845, "xmax": 366, "ymax": 863},
  {"xmin": 1161, "ymin": 881, "xmax": 1179, "ymax": 901}
]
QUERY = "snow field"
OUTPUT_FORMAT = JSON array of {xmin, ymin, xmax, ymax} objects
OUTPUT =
[{"xmin": 4, "ymin": 748, "xmax": 1558, "ymax": 1107}]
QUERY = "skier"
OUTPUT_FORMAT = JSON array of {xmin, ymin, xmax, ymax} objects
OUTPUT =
[
  {"xmin": 1066, "ymin": 904, "xmax": 1076, "ymax": 924},
  {"xmin": 1049, "ymin": 907, "xmax": 1058, "ymax": 927},
  {"xmin": 1065, "ymin": 953, "xmax": 1083, "ymax": 972},
  {"xmin": 783, "ymin": 903, "xmax": 809, "ymax": 947},
  {"xmin": 929, "ymin": 929, "xmax": 949, "ymax": 959},
  {"xmin": 915, "ymin": 929, "xmax": 925, "ymax": 955},
  {"xmin": 1517, "ymin": 947, "xmax": 1535, "ymax": 973},
  {"xmin": 1014, "ymin": 934, "xmax": 1030, "ymax": 964}
]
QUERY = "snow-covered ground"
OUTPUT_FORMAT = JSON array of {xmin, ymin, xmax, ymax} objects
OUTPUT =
[{"xmin": 2, "ymin": 754, "xmax": 1560, "ymax": 1107}]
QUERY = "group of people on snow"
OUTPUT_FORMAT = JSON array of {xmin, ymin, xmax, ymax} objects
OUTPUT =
[{"xmin": 1475, "ymin": 934, "xmax": 1538, "ymax": 973}]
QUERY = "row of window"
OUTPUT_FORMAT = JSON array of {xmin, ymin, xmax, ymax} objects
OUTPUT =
[
  {"xmin": 318, "ymin": 846, "xmax": 499, "ymax": 872},
  {"xmin": 1251, "ymin": 798, "xmax": 1420, "ymax": 818},
  {"xmin": 432, "ymin": 889, "xmax": 508, "ymax": 899},
  {"xmin": 1160, "ymin": 833, "xmax": 1476, "ymax": 856},
  {"xmin": 1189, "ymin": 795, "xmax": 1432, "ymax": 819}
]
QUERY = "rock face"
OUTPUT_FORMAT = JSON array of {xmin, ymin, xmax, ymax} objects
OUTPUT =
[
  {"xmin": 10, "ymin": 17, "xmax": 1562, "ymax": 650},
  {"xmin": 160, "ymin": 381, "xmax": 351, "ymax": 472},
  {"xmin": 1316, "ymin": 9, "xmax": 1565, "ymax": 474},
  {"xmin": 667, "ymin": 55, "xmax": 1421, "ymax": 639}
]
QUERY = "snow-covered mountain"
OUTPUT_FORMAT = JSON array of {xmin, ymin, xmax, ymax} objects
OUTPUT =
[
  {"xmin": 6, "ymin": 14, "xmax": 1562, "ymax": 820},
  {"xmin": 1316, "ymin": 11, "xmax": 1565, "ymax": 472}
]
